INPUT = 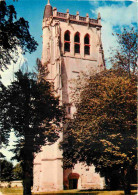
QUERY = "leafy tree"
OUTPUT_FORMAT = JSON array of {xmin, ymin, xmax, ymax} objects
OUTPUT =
[
  {"xmin": 0, "ymin": 159, "xmax": 13, "ymax": 182},
  {"xmin": 0, "ymin": 152, "xmax": 5, "ymax": 158},
  {"xmin": 0, "ymin": 70, "xmax": 63, "ymax": 195},
  {"xmin": 13, "ymin": 163, "xmax": 23, "ymax": 180},
  {"xmin": 110, "ymin": 28, "xmax": 137, "ymax": 75},
  {"xmin": 0, "ymin": 1, "xmax": 38, "ymax": 71},
  {"xmin": 61, "ymin": 70, "xmax": 137, "ymax": 194},
  {"xmin": 0, "ymin": 81, "xmax": 11, "ymax": 145}
]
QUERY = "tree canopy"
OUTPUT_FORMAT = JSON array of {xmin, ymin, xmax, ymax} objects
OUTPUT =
[
  {"xmin": 0, "ymin": 70, "xmax": 63, "ymax": 194},
  {"xmin": 0, "ymin": 159, "xmax": 13, "ymax": 182},
  {"xmin": 13, "ymin": 163, "xmax": 23, "ymax": 180},
  {"xmin": 61, "ymin": 28, "xmax": 137, "ymax": 194},
  {"xmin": 110, "ymin": 28, "xmax": 137, "ymax": 75},
  {"xmin": 0, "ymin": 160, "xmax": 23, "ymax": 181},
  {"xmin": 61, "ymin": 69, "xmax": 137, "ymax": 192},
  {"xmin": 0, "ymin": 1, "xmax": 38, "ymax": 71}
]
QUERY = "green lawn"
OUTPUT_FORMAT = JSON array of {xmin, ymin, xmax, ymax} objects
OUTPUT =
[
  {"xmin": 34, "ymin": 190, "xmax": 137, "ymax": 195},
  {"xmin": 33, "ymin": 189, "xmax": 137, "ymax": 195},
  {"xmin": 0, "ymin": 187, "xmax": 23, "ymax": 195},
  {"xmin": 0, "ymin": 188, "xmax": 137, "ymax": 195}
]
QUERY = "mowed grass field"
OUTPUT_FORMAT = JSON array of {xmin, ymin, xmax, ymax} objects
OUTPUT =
[
  {"xmin": 0, "ymin": 188, "xmax": 137, "ymax": 195},
  {"xmin": 33, "ymin": 189, "xmax": 138, "ymax": 195},
  {"xmin": 0, "ymin": 187, "xmax": 23, "ymax": 195}
]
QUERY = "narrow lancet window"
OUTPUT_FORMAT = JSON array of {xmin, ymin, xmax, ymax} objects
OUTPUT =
[
  {"xmin": 64, "ymin": 30, "xmax": 70, "ymax": 52},
  {"xmin": 84, "ymin": 34, "xmax": 90, "ymax": 55},
  {"xmin": 74, "ymin": 32, "xmax": 80, "ymax": 54}
]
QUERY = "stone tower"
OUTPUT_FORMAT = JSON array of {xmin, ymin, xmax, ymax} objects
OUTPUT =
[{"xmin": 33, "ymin": 0, "xmax": 105, "ymax": 192}]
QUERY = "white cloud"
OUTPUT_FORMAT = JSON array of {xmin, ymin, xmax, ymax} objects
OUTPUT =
[
  {"xmin": 0, "ymin": 47, "xmax": 25, "ymax": 86},
  {"xmin": 1, "ymin": 131, "xmax": 17, "ymax": 165},
  {"xmin": 0, "ymin": 48, "xmax": 25, "ymax": 165},
  {"xmin": 101, "ymin": 22, "xmax": 118, "ymax": 60},
  {"xmin": 92, "ymin": 2, "xmax": 137, "ymax": 68},
  {"xmin": 97, "ymin": 3, "xmax": 137, "ymax": 26}
]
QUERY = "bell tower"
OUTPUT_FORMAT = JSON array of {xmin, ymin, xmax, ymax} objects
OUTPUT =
[
  {"xmin": 33, "ymin": 0, "xmax": 105, "ymax": 192},
  {"xmin": 33, "ymin": 1, "xmax": 63, "ymax": 192}
]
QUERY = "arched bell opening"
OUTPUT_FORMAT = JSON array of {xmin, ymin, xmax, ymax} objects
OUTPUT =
[
  {"xmin": 84, "ymin": 33, "xmax": 90, "ymax": 55},
  {"xmin": 64, "ymin": 30, "xmax": 71, "ymax": 52},
  {"xmin": 74, "ymin": 32, "xmax": 80, "ymax": 54}
]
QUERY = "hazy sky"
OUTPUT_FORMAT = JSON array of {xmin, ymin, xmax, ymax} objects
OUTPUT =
[{"xmin": 1, "ymin": 0, "xmax": 137, "ymax": 163}]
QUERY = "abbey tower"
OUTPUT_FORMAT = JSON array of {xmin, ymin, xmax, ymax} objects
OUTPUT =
[{"xmin": 33, "ymin": 0, "xmax": 105, "ymax": 192}]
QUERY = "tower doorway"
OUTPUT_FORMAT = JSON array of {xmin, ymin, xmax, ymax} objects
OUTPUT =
[
  {"xmin": 68, "ymin": 173, "xmax": 79, "ymax": 189},
  {"xmin": 69, "ymin": 179, "xmax": 78, "ymax": 189}
]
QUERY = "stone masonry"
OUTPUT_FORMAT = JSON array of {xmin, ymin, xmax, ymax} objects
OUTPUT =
[{"xmin": 33, "ymin": 0, "xmax": 105, "ymax": 192}]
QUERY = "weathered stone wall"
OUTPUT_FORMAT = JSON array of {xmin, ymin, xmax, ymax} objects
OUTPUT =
[
  {"xmin": 33, "ymin": 133, "xmax": 63, "ymax": 192},
  {"xmin": 64, "ymin": 163, "xmax": 105, "ymax": 190}
]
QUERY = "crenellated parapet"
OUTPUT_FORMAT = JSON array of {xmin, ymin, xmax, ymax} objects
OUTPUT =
[{"xmin": 52, "ymin": 8, "xmax": 101, "ymax": 27}]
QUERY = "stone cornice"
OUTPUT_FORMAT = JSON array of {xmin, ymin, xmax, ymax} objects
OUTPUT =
[
  {"xmin": 52, "ymin": 9, "xmax": 102, "ymax": 27},
  {"xmin": 43, "ymin": 10, "xmax": 102, "ymax": 28},
  {"xmin": 53, "ymin": 15, "xmax": 101, "ymax": 27}
]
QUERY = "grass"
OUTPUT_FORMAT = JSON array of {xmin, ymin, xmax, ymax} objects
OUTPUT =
[
  {"xmin": 0, "ymin": 187, "xmax": 23, "ymax": 195},
  {"xmin": 33, "ymin": 189, "xmax": 137, "ymax": 195},
  {"xmin": 0, "ymin": 188, "xmax": 137, "ymax": 195}
]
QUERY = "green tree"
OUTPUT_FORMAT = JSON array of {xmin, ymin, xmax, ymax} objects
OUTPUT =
[
  {"xmin": 0, "ymin": 81, "xmax": 11, "ymax": 145},
  {"xmin": 0, "ymin": 1, "xmax": 38, "ymax": 71},
  {"xmin": 13, "ymin": 163, "xmax": 23, "ymax": 180},
  {"xmin": 0, "ymin": 70, "xmax": 63, "ymax": 195},
  {"xmin": 110, "ymin": 28, "xmax": 137, "ymax": 75},
  {"xmin": 61, "ymin": 70, "xmax": 137, "ymax": 194},
  {"xmin": 0, "ymin": 159, "xmax": 13, "ymax": 182}
]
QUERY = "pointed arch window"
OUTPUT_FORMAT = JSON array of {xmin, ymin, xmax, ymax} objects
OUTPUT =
[
  {"xmin": 74, "ymin": 32, "xmax": 80, "ymax": 54},
  {"xmin": 84, "ymin": 34, "xmax": 90, "ymax": 55},
  {"xmin": 64, "ymin": 30, "xmax": 70, "ymax": 52}
]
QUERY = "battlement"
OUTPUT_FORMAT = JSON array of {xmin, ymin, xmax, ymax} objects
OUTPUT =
[{"xmin": 52, "ymin": 8, "xmax": 101, "ymax": 27}]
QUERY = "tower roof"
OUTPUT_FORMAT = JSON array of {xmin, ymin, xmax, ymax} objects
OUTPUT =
[{"xmin": 43, "ymin": 0, "xmax": 52, "ymax": 19}]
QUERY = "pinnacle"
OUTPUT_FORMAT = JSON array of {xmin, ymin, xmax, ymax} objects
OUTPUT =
[{"xmin": 47, "ymin": 0, "xmax": 50, "ymax": 5}]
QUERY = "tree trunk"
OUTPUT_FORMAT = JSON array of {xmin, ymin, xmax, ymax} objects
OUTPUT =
[
  {"xmin": 123, "ymin": 167, "xmax": 131, "ymax": 195},
  {"xmin": 124, "ymin": 180, "xmax": 131, "ymax": 195},
  {"xmin": 22, "ymin": 144, "xmax": 33, "ymax": 195},
  {"xmin": 23, "ymin": 174, "xmax": 32, "ymax": 195},
  {"xmin": 22, "ymin": 159, "xmax": 33, "ymax": 195}
]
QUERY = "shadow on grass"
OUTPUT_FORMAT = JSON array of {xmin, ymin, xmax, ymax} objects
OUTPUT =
[
  {"xmin": 1, "ymin": 188, "xmax": 137, "ymax": 195},
  {"xmin": 33, "ymin": 189, "xmax": 137, "ymax": 195}
]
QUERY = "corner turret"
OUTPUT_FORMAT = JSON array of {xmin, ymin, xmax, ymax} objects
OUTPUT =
[{"xmin": 43, "ymin": 0, "xmax": 52, "ymax": 19}]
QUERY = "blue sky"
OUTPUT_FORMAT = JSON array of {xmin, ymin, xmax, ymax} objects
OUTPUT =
[
  {"xmin": 1, "ymin": 0, "xmax": 137, "ymax": 85},
  {"xmin": 1, "ymin": 0, "xmax": 137, "ymax": 86},
  {"xmin": 1, "ymin": 0, "xmax": 137, "ymax": 163}
]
